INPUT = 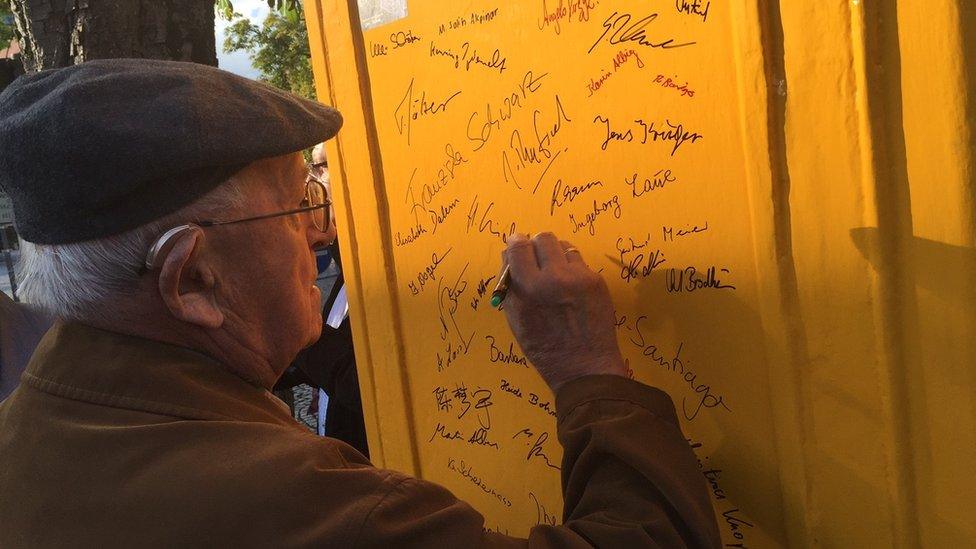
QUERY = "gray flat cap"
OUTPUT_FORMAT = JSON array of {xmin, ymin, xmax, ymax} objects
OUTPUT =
[{"xmin": 0, "ymin": 58, "xmax": 342, "ymax": 244}]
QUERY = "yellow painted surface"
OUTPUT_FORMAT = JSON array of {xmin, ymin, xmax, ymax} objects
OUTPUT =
[{"xmin": 305, "ymin": 1, "xmax": 976, "ymax": 546}]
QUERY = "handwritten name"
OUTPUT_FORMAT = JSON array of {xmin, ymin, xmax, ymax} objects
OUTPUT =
[
  {"xmin": 429, "ymin": 423, "xmax": 500, "ymax": 449},
  {"xmin": 586, "ymin": 49, "xmax": 645, "ymax": 97},
  {"xmin": 424, "ymin": 197, "xmax": 459, "ymax": 234},
  {"xmin": 450, "ymin": 384, "xmax": 494, "ymax": 429},
  {"xmin": 594, "ymin": 114, "xmax": 633, "ymax": 149},
  {"xmin": 447, "ymin": 458, "xmax": 513, "ymax": 507},
  {"xmin": 613, "ymin": 48, "xmax": 645, "ymax": 70},
  {"xmin": 429, "ymin": 422, "xmax": 464, "ymax": 442},
  {"xmin": 500, "ymin": 379, "xmax": 524, "ymax": 398},
  {"xmin": 616, "ymin": 233, "xmax": 651, "ymax": 256},
  {"xmin": 408, "ymin": 247, "xmax": 452, "ymax": 296},
  {"xmin": 624, "ymin": 315, "xmax": 731, "ymax": 420},
  {"xmin": 428, "ymin": 41, "xmax": 508, "ymax": 74},
  {"xmin": 438, "ymin": 8, "xmax": 499, "ymax": 34},
  {"xmin": 550, "ymin": 178, "xmax": 604, "ymax": 214},
  {"xmin": 538, "ymin": 0, "xmax": 597, "ymax": 35},
  {"xmin": 621, "ymin": 248, "xmax": 666, "ymax": 284},
  {"xmin": 469, "ymin": 275, "xmax": 497, "ymax": 310},
  {"xmin": 675, "ymin": 0, "xmax": 710, "ymax": 22},
  {"xmin": 486, "ymin": 335, "xmax": 529, "ymax": 367},
  {"xmin": 436, "ymin": 263, "xmax": 474, "ymax": 370},
  {"xmin": 466, "ymin": 196, "xmax": 518, "ymax": 244},
  {"xmin": 391, "ymin": 29, "xmax": 421, "ymax": 49},
  {"xmin": 514, "ymin": 429, "xmax": 561, "ymax": 470},
  {"xmin": 653, "ymin": 73, "xmax": 695, "ymax": 98},
  {"xmin": 467, "ymin": 70, "xmax": 548, "ymax": 152},
  {"xmin": 503, "ymin": 94, "xmax": 572, "ymax": 193},
  {"xmin": 468, "ymin": 47, "xmax": 507, "ymax": 74},
  {"xmin": 528, "ymin": 392, "xmax": 557, "ymax": 417},
  {"xmin": 666, "ymin": 266, "xmax": 736, "ymax": 292},
  {"xmin": 723, "ymin": 508, "xmax": 755, "ymax": 547},
  {"xmin": 585, "ymin": 68, "xmax": 613, "ymax": 97},
  {"xmin": 394, "ymin": 221, "xmax": 427, "ymax": 247},
  {"xmin": 529, "ymin": 492, "xmax": 558, "ymax": 526},
  {"xmin": 468, "ymin": 427, "xmax": 500, "ymax": 449},
  {"xmin": 689, "ymin": 438, "xmax": 753, "ymax": 547},
  {"xmin": 637, "ymin": 119, "xmax": 703, "ymax": 155},
  {"xmin": 589, "ymin": 11, "xmax": 695, "ymax": 54},
  {"xmin": 433, "ymin": 386, "xmax": 453, "ymax": 412},
  {"xmin": 663, "ymin": 222, "xmax": 708, "ymax": 241},
  {"xmin": 405, "ymin": 146, "xmax": 467, "ymax": 234},
  {"xmin": 568, "ymin": 195, "xmax": 622, "ymax": 236},
  {"xmin": 436, "ymin": 339, "xmax": 468, "ymax": 372},
  {"xmin": 394, "ymin": 78, "xmax": 462, "ymax": 145},
  {"xmin": 626, "ymin": 169, "xmax": 677, "ymax": 198},
  {"xmin": 594, "ymin": 116, "xmax": 703, "ymax": 155}
]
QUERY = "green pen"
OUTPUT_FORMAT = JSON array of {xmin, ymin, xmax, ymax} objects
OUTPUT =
[{"xmin": 490, "ymin": 264, "xmax": 511, "ymax": 308}]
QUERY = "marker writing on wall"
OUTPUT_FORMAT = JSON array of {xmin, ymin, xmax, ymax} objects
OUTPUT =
[{"xmin": 490, "ymin": 264, "xmax": 511, "ymax": 308}]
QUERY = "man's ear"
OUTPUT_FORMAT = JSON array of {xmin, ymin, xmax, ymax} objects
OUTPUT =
[{"xmin": 157, "ymin": 228, "xmax": 224, "ymax": 329}]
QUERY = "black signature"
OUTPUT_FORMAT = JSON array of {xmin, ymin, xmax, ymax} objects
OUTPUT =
[
  {"xmin": 467, "ymin": 70, "xmax": 548, "ymax": 152},
  {"xmin": 408, "ymin": 247, "xmax": 452, "ymax": 296},
  {"xmin": 514, "ymin": 428, "xmax": 562, "ymax": 470},
  {"xmin": 466, "ymin": 196, "xmax": 518, "ymax": 244},
  {"xmin": 394, "ymin": 78, "xmax": 462, "ymax": 145},
  {"xmin": 588, "ymin": 11, "xmax": 695, "ymax": 54},
  {"xmin": 437, "ymin": 262, "xmax": 474, "ymax": 352}
]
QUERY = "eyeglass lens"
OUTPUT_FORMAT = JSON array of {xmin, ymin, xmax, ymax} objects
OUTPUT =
[{"xmin": 307, "ymin": 180, "xmax": 329, "ymax": 232}]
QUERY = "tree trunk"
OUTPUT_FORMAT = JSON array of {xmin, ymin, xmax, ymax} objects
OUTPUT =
[{"xmin": 10, "ymin": 0, "xmax": 216, "ymax": 73}]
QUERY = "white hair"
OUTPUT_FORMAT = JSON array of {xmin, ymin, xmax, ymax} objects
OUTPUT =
[{"xmin": 16, "ymin": 179, "xmax": 246, "ymax": 322}]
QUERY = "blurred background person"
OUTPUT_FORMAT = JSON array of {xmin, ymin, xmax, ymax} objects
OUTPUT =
[
  {"xmin": 274, "ymin": 143, "xmax": 368, "ymax": 456},
  {"xmin": 0, "ymin": 290, "xmax": 50, "ymax": 400}
]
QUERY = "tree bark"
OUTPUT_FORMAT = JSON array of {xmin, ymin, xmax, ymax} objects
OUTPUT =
[{"xmin": 10, "ymin": 0, "xmax": 216, "ymax": 73}]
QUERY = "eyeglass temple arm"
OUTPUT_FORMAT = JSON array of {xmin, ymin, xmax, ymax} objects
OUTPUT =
[{"xmin": 197, "ymin": 202, "xmax": 331, "ymax": 228}]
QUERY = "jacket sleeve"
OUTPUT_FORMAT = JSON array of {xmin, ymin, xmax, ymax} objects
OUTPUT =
[{"xmin": 354, "ymin": 375, "xmax": 721, "ymax": 548}]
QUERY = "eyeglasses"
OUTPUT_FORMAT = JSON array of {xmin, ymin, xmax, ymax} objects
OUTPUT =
[
  {"xmin": 144, "ymin": 173, "xmax": 333, "ymax": 271},
  {"xmin": 198, "ymin": 178, "xmax": 332, "ymax": 233}
]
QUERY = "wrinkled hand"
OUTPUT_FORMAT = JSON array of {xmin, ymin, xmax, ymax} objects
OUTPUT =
[{"xmin": 501, "ymin": 232, "xmax": 627, "ymax": 392}]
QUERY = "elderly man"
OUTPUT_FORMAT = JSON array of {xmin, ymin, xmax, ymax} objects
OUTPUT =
[{"xmin": 0, "ymin": 60, "xmax": 719, "ymax": 547}]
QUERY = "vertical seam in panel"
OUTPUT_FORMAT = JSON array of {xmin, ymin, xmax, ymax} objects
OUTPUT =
[
  {"xmin": 341, "ymin": 0, "xmax": 422, "ymax": 477},
  {"xmin": 849, "ymin": 2, "xmax": 921, "ymax": 546},
  {"xmin": 731, "ymin": 0, "xmax": 820, "ymax": 543},
  {"xmin": 306, "ymin": 0, "xmax": 387, "ymax": 466},
  {"xmin": 960, "ymin": 2, "xmax": 976, "ymax": 242},
  {"xmin": 757, "ymin": 1, "xmax": 821, "ymax": 545}
]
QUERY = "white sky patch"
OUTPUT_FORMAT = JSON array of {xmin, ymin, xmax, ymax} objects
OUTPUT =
[{"xmin": 215, "ymin": 0, "xmax": 270, "ymax": 80}]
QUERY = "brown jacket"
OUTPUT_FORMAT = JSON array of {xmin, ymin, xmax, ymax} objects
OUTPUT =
[
  {"xmin": 0, "ymin": 322, "xmax": 720, "ymax": 548},
  {"xmin": 0, "ymin": 292, "xmax": 50, "ymax": 401}
]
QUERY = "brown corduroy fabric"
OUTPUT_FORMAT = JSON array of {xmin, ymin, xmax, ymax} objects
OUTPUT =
[{"xmin": 0, "ymin": 322, "xmax": 720, "ymax": 548}]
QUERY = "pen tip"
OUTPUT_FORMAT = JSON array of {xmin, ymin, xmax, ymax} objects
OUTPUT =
[{"xmin": 490, "ymin": 295, "xmax": 502, "ymax": 308}]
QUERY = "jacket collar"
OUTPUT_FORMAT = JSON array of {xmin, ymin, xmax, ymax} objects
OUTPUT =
[{"xmin": 21, "ymin": 321, "xmax": 296, "ymax": 426}]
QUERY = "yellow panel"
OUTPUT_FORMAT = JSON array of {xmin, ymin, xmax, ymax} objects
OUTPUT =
[{"xmin": 306, "ymin": 1, "xmax": 976, "ymax": 546}]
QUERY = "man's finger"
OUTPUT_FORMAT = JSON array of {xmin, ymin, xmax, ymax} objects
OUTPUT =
[
  {"xmin": 560, "ymin": 240, "xmax": 586, "ymax": 265},
  {"xmin": 504, "ymin": 233, "xmax": 540, "ymax": 286},
  {"xmin": 533, "ymin": 232, "xmax": 565, "ymax": 268}
]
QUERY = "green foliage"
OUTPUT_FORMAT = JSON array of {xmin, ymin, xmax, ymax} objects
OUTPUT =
[
  {"xmin": 216, "ymin": 0, "xmax": 303, "ymax": 21},
  {"xmin": 215, "ymin": 0, "xmax": 235, "ymax": 21},
  {"xmin": 223, "ymin": 8, "xmax": 315, "ymax": 100},
  {"xmin": 0, "ymin": 4, "xmax": 16, "ymax": 46},
  {"xmin": 266, "ymin": 0, "xmax": 303, "ymax": 14}
]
